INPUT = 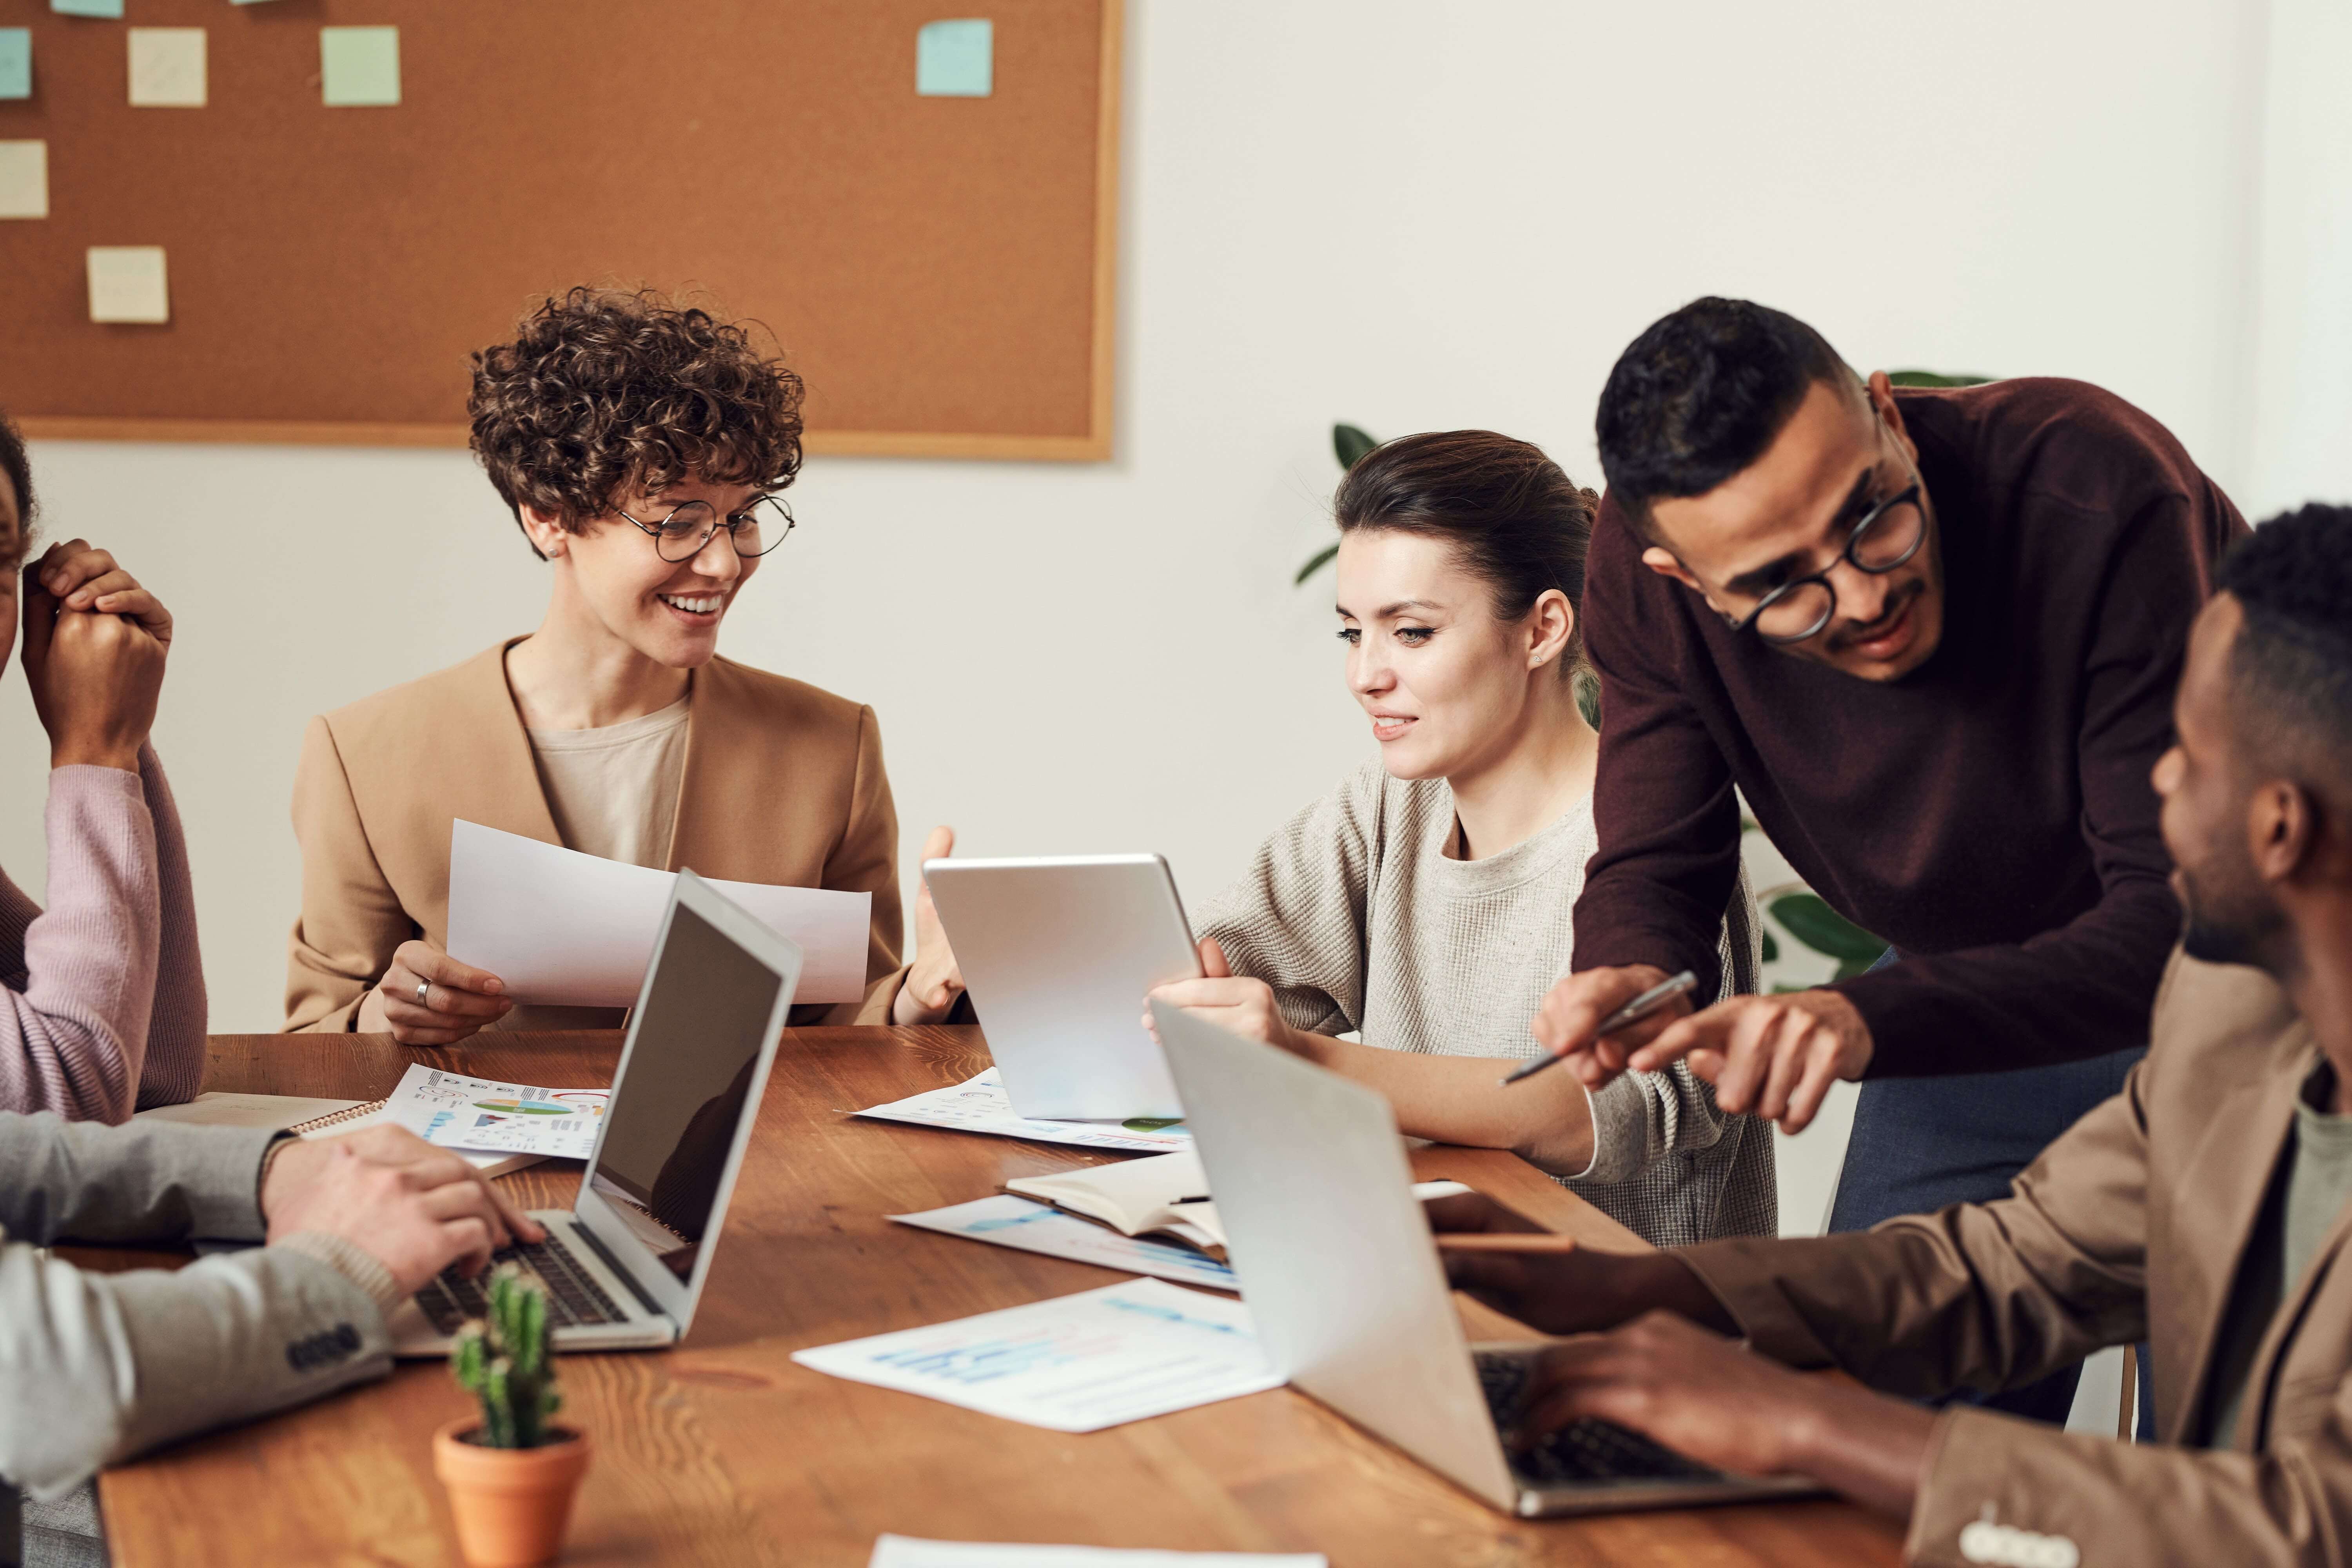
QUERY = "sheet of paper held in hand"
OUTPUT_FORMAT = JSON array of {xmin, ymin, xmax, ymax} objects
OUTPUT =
[
  {"xmin": 383, "ymin": 1063, "xmax": 609, "ymax": 1161},
  {"xmin": 870, "ymin": 1537, "xmax": 1327, "ymax": 1568},
  {"xmin": 445, "ymin": 819, "xmax": 870, "ymax": 1006},
  {"xmin": 890, "ymin": 1196, "xmax": 1241, "ymax": 1292},
  {"xmin": 791, "ymin": 1278, "xmax": 1279, "ymax": 1432},
  {"xmin": 854, "ymin": 1069, "xmax": 1192, "ymax": 1153}
]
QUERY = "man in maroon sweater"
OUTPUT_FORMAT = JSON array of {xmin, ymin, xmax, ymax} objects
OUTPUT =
[{"xmin": 1532, "ymin": 298, "xmax": 2243, "ymax": 1421}]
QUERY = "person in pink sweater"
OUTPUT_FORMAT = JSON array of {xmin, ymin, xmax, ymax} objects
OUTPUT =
[{"xmin": 0, "ymin": 412, "xmax": 203, "ymax": 1121}]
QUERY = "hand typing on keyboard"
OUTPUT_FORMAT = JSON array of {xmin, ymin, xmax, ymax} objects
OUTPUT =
[
  {"xmin": 263, "ymin": 1123, "xmax": 545, "ymax": 1294},
  {"xmin": 1434, "ymin": 1191, "xmax": 1934, "ymax": 1516},
  {"xmin": 416, "ymin": 1237, "xmax": 626, "ymax": 1337},
  {"xmin": 1499, "ymin": 1310, "xmax": 1935, "ymax": 1517}
]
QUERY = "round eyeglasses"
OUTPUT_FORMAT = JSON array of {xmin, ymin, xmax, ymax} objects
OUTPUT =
[
  {"xmin": 1726, "ymin": 481, "xmax": 1927, "ymax": 645},
  {"xmin": 615, "ymin": 495, "xmax": 796, "ymax": 563}
]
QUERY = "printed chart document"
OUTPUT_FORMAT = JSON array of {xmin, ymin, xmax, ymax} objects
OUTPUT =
[
  {"xmin": 792, "ymin": 1278, "xmax": 1277, "ymax": 1432},
  {"xmin": 855, "ymin": 1069, "xmax": 1192, "ymax": 1154},
  {"xmin": 891, "ymin": 1196, "xmax": 1240, "ymax": 1292},
  {"xmin": 379, "ymin": 1063, "xmax": 609, "ymax": 1161},
  {"xmin": 871, "ymin": 1539, "xmax": 1325, "ymax": 1568},
  {"xmin": 446, "ymin": 819, "xmax": 869, "ymax": 1007}
]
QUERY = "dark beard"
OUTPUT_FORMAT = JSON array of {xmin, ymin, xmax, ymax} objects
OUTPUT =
[{"xmin": 2179, "ymin": 872, "xmax": 2284, "ymax": 970}]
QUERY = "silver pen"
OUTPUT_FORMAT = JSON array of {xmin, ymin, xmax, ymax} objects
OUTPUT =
[{"xmin": 1499, "ymin": 970, "xmax": 1699, "ymax": 1087}]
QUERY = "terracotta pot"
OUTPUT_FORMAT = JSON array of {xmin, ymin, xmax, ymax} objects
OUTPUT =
[{"xmin": 432, "ymin": 1419, "xmax": 593, "ymax": 1567}]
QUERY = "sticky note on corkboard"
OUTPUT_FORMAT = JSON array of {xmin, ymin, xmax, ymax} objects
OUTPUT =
[
  {"xmin": 88, "ymin": 247, "xmax": 171, "ymax": 323},
  {"xmin": 0, "ymin": 31, "xmax": 31, "ymax": 101},
  {"xmin": 0, "ymin": 141, "xmax": 48, "ymax": 220},
  {"xmin": 129, "ymin": 29, "xmax": 208, "ymax": 108},
  {"xmin": 916, "ymin": 19, "xmax": 992, "ymax": 96},
  {"xmin": 51, "ymin": 0, "xmax": 125, "ymax": 18},
  {"xmin": 320, "ymin": 27, "xmax": 401, "ymax": 107}
]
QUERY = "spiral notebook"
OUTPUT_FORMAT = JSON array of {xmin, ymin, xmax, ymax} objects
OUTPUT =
[{"xmin": 136, "ymin": 1092, "xmax": 545, "ymax": 1176}]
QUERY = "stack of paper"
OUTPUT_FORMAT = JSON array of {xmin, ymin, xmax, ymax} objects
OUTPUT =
[
  {"xmin": 855, "ymin": 1069, "xmax": 1192, "ymax": 1154},
  {"xmin": 379, "ymin": 1063, "xmax": 608, "ymax": 1161},
  {"xmin": 792, "ymin": 1278, "xmax": 1278, "ymax": 1432},
  {"xmin": 446, "ymin": 820, "xmax": 871, "ymax": 1007},
  {"xmin": 891, "ymin": 1196, "xmax": 1240, "ymax": 1292}
]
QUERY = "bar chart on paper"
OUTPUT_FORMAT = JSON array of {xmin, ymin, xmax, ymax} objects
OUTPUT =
[{"xmin": 791, "ymin": 1279, "xmax": 1279, "ymax": 1431}]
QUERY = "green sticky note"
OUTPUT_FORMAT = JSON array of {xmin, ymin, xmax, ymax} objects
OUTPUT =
[
  {"xmin": 320, "ymin": 25, "xmax": 400, "ymax": 107},
  {"xmin": 52, "ymin": 0, "xmax": 125, "ymax": 18},
  {"xmin": 0, "ymin": 31, "xmax": 29, "ymax": 101},
  {"xmin": 916, "ymin": 19, "xmax": 992, "ymax": 97}
]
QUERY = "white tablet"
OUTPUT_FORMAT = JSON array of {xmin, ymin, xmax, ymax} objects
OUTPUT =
[{"xmin": 920, "ymin": 853, "xmax": 1202, "ymax": 1120}]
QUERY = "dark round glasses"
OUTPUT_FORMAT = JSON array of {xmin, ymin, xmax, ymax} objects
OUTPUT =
[
  {"xmin": 1727, "ymin": 482, "xmax": 1927, "ymax": 645},
  {"xmin": 615, "ymin": 495, "xmax": 796, "ymax": 563}
]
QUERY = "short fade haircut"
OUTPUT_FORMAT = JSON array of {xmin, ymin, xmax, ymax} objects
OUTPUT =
[
  {"xmin": 1594, "ymin": 297, "xmax": 1858, "ymax": 532},
  {"xmin": 468, "ymin": 287, "xmax": 805, "ymax": 556},
  {"xmin": 2217, "ymin": 504, "xmax": 2352, "ymax": 809}
]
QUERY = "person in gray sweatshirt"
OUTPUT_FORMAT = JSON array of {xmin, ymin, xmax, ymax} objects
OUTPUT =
[{"xmin": 2, "ymin": 1112, "xmax": 540, "ymax": 1566}]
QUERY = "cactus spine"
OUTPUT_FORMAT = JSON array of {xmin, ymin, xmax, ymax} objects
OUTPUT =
[{"xmin": 450, "ymin": 1265, "xmax": 564, "ymax": 1449}]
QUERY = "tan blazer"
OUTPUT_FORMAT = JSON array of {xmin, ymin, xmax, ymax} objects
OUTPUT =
[
  {"xmin": 1681, "ymin": 953, "xmax": 2352, "ymax": 1566},
  {"xmin": 285, "ymin": 641, "xmax": 905, "ymax": 1033}
]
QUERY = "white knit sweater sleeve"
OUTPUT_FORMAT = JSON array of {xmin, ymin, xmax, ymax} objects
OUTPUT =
[{"xmin": 1190, "ymin": 766, "xmax": 1385, "ymax": 1038}]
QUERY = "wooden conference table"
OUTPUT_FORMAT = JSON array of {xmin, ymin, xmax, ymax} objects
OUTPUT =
[{"xmin": 86, "ymin": 1027, "xmax": 1902, "ymax": 1566}]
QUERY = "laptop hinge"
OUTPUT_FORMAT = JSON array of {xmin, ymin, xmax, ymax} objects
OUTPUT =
[{"xmin": 567, "ymin": 1213, "xmax": 669, "ymax": 1322}]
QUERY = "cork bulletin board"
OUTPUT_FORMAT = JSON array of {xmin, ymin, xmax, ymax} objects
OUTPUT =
[{"xmin": 0, "ymin": 0, "xmax": 1121, "ymax": 460}]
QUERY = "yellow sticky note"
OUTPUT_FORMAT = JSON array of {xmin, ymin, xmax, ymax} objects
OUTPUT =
[
  {"xmin": 88, "ymin": 247, "xmax": 170, "ymax": 324},
  {"xmin": 129, "ymin": 29, "xmax": 207, "ymax": 108},
  {"xmin": 0, "ymin": 140, "xmax": 47, "ymax": 220}
]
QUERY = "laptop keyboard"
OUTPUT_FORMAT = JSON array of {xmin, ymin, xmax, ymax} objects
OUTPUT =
[
  {"xmin": 1474, "ymin": 1350, "xmax": 1718, "ymax": 1485},
  {"xmin": 414, "ymin": 1235, "xmax": 628, "ymax": 1336}
]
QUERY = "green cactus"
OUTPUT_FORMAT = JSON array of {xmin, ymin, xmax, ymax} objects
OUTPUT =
[{"xmin": 450, "ymin": 1265, "xmax": 565, "ymax": 1449}]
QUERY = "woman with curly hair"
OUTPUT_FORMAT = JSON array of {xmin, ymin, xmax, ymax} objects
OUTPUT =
[{"xmin": 283, "ymin": 289, "xmax": 964, "ymax": 1039}]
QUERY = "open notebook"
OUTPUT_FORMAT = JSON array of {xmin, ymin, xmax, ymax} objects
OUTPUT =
[
  {"xmin": 1004, "ymin": 1151, "xmax": 1470, "ymax": 1258},
  {"xmin": 1006, "ymin": 1150, "xmax": 1226, "ymax": 1252}
]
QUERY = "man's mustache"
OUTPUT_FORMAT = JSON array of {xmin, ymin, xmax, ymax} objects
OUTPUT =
[{"xmin": 1827, "ymin": 579, "xmax": 1925, "ymax": 653}]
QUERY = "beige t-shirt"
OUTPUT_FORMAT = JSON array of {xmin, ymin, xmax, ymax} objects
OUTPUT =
[{"xmin": 526, "ymin": 697, "xmax": 691, "ymax": 869}]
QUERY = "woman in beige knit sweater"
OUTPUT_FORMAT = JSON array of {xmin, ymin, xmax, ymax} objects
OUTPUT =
[{"xmin": 1150, "ymin": 430, "xmax": 1771, "ymax": 1245}]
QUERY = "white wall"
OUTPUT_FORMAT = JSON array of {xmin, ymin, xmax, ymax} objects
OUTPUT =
[{"xmin": 0, "ymin": 0, "xmax": 2276, "ymax": 1360}]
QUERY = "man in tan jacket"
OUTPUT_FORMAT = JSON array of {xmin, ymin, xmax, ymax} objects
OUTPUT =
[{"xmin": 1437, "ymin": 503, "xmax": 2352, "ymax": 1565}]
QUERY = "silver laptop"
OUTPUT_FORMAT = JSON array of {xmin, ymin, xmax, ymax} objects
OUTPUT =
[
  {"xmin": 920, "ymin": 853, "xmax": 1200, "ymax": 1120},
  {"xmin": 388, "ymin": 870, "xmax": 801, "ymax": 1355},
  {"xmin": 1149, "ymin": 998, "xmax": 1822, "ymax": 1517}
]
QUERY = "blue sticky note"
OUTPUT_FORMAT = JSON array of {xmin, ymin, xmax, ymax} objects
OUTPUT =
[
  {"xmin": 320, "ymin": 25, "xmax": 400, "ymax": 107},
  {"xmin": 917, "ymin": 19, "xmax": 992, "ymax": 98},
  {"xmin": 0, "ymin": 31, "xmax": 29, "ymax": 100},
  {"xmin": 51, "ymin": 0, "xmax": 124, "ymax": 18}
]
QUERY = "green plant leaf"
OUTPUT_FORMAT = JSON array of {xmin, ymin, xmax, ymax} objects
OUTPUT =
[
  {"xmin": 1293, "ymin": 542, "xmax": 1339, "ymax": 586},
  {"xmin": 1884, "ymin": 369, "xmax": 1993, "ymax": 388},
  {"xmin": 1760, "ymin": 929, "xmax": 1779, "ymax": 964},
  {"xmin": 1766, "ymin": 892, "xmax": 1887, "ymax": 967},
  {"xmin": 1572, "ymin": 669, "xmax": 1601, "ymax": 730},
  {"xmin": 1333, "ymin": 423, "xmax": 1379, "ymax": 471}
]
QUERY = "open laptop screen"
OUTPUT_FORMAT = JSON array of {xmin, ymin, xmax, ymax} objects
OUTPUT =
[{"xmin": 586, "ymin": 901, "xmax": 782, "ymax": 1280}]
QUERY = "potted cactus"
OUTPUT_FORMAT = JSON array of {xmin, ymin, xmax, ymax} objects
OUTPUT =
[{"xmin": 432, "ymin": 1266, "xmax": 593, "ymax": 1567}]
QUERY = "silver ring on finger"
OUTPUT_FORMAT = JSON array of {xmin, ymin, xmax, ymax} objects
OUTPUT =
[{"xmin": 415, "ymin": 979, "xmax": 431, "ymax": 1009}]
